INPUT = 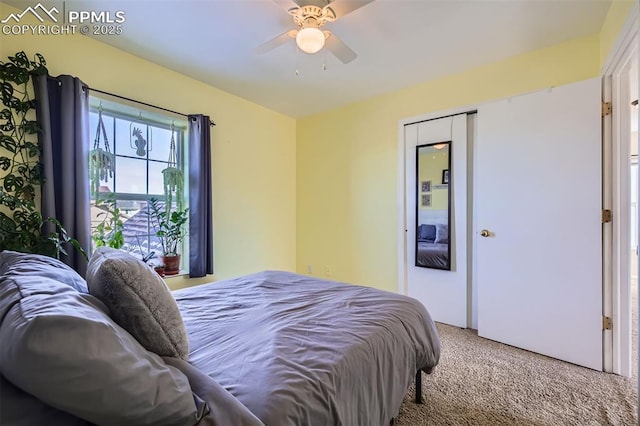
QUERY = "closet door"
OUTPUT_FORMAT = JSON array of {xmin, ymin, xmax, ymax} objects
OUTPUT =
[{"xmin": 476, "ymin": 78, "xmax": 602, "ymax": 370}]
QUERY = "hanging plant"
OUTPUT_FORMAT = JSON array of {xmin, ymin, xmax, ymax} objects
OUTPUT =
[
  {"xmin": 89, "ymin": 149, "xmax": 114, "ymax": 195},
  {"xmin": 162, "ymin": 166, "xmax": 183, "ymax": 212},
  {"xmin": 161, "ymin": 123, "xmax": 183, "ymax": 213},
  {"xmin": 0, "ymin": 51, "xmax": 84, "ymax": 259},
  {"xmin": 89, "ymin": 107, "xmax": 114, "ymax": 196}
]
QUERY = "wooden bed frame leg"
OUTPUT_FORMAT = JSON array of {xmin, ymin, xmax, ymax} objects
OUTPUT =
[{"xmin": 415, "ymin": 370, "xmax": 423, "ymax": 404}]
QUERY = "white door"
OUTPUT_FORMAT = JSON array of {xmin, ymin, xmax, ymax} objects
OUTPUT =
[
  {"xmin": 404, "ymin": 114, "xmax": 469, "ymax": 328},
  {"xmin": 476, "ymin": 78, "xmax": 603, "ymax": 370}
]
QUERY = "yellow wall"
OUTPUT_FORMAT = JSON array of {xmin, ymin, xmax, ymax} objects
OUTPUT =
[
  {"xmin": 297, "ymin": 0, "xmax": 635, "ymax": 293},
  {"xmin": 0, "ymin": 3, "xmax": 297, "ymax": 289},
  {"xmin": 296, "ymin": 34, "xmax": 601, "ymax": 292},
  {"xmin": 600, "ymin": 0, "xmax": 635, "ymax": 69},
  {"xmin": 2, "ymin": 2, "xmax": 634, "ymax": 293}
]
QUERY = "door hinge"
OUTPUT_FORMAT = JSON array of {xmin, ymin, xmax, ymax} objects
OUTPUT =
[
  {"xmin": 602, "ymin": 209, "xmax": 612, "ymax": 223},
  {"xmin": 602, "ymin": 316, "xmax": 613, "ymax": 330},
  {"xmin": 602, "ymin": 101, "xmax": 612, "ymax": 117}
]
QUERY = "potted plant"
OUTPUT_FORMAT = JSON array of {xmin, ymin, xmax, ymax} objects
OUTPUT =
[
  {"xmin": 153, "ymin": 263, "xmax": 165, "ymax": 277},
  {"xmin": 91, "ymin": 194, "xmax": 124, "ymax": 250},
  {"xmin": 0, "ymin": 51, "xmax": 84, "ymax": 260},
  {"xmin": 148, "ymin": 198, "xmax": 188, "ymax": 275}
]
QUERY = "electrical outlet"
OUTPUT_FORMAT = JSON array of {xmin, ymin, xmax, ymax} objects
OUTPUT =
[
  {"xmin": 307, "ymin": 264, "xmax": 313, "ymax": 274},
  {"xmin": 324, "ymin": 266, "xmax": 331, "ymax": 277}
]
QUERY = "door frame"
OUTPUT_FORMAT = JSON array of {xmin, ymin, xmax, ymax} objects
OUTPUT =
[{"xmin": 601, "ymin": 1, "xmax": 639, "ymax": 376}]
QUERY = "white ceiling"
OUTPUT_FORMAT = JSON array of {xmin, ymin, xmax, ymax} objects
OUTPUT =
[{"xmin": 22, "ymin": 0, "xmax": 614, "ymax": 117}]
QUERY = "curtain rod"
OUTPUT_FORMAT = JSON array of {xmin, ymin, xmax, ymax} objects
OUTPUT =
[{"xmin": 88, "ymin": 87, "xmax": 216, "ymax": 126}]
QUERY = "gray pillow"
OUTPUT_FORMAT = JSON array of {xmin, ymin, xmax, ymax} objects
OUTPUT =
[
  {"xmin": 0, "ymin": 271, "xmax": 198, "ymax": 425},
  {"xmin": 0, "ymin": 250, "xmax": 87, "ymax": 292},
  {"xmin": 417, "ymin": 224, "xmax": 436, "ymax": 242},
  {"xmin": 434, "ymin": 223, "xmax": 449, "ymax": 244},
  {"xmin": 86, "ymin": 247, "xmax": 189, "ymax": 359}
]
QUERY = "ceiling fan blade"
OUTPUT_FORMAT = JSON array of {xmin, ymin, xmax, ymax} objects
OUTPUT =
[
  {"xmin": 326, "ymin": 0, "xmax": 375, "ymax": 18},
  {"xmin": 271, "ymin": 0, "xmax": 302, "ymax": 12},
  {"xmin": 324, "ymin": 32, "xmax": 357, "ymax": 64},
  {"xmin": 255, "ymin": 30, "xmax": 297, "ymax": 54}
]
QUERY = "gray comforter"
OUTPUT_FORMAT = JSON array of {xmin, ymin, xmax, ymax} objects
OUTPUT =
[{"xmin": 174, "ymin": 271, "xmax": 440, "ymax": 426}]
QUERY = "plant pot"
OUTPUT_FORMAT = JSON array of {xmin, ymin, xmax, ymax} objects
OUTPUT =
[
  {"xmin": 154, "ymin": 266, "xmax": 165, "ymax": 278},
  {"xmin": 162, "ymin": 254, "xmax": 180, "ymax": 275}
]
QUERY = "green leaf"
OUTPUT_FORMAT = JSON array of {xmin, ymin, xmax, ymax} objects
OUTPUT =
[
  {"xmin": 5, "ymin": 96, "xmax": 20, "ymax": 110},
  {"xmin": 31, "ymin": 53, "xmax": 48, "ymax": 76},
  {"xmin": 0, "ymin": 108, "xmax": 12, "ymax": 120},
  {"xmin": 18, "ymin": 184, "xmax": 35, "ymax": 201},
  {"xmin": 1, "ymin": 81, "xmax": 13, "ymax": 100},
  {"xmin": 11, "ymin": 52, "xmax": 29, "ymax": 67},
  {"xmin": 0, "ymin": 134, "xmax": 16, "ymax": 153},
  {"xmin": 0, "ymin": 157, "xmax": 10, "ymax": 171},
  {"xmin": 16, "ymin": 99, "xmax": 33, "ymax": 113},
  {"xmin": 29, "ymin": 164, "xmax": 43, "ymax": 183},
  {"xmin": 0, "ymin": 212, "xmax": 17, "ymax": 232},
  {"xmin": 20, "ymin": 120, "xmax": 39, "ymax": 135},
  {"xmin": 34, "ymin": 53, "xmax": 46, "ymax": 65},
  {"xmin": 4, "ymin": 175, "xmax": 18, "ymax": 191},
  {"xmin": 23, "ymin": 141, "xmax": 40, "ymax": 157}
]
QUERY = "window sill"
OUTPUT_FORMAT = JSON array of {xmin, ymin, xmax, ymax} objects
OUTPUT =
[
  {"xmin": 163, "ymin": 272, "xmax": 215, "ymax": 291},
  {"xmin": 162, "ymin": 271, "xmax": 189, "ymax": 279}
]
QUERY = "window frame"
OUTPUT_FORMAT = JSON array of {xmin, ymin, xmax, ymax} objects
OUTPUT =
[{"xmin": 88, "ymin": 99, "xmax": 189, "ymax": 272}]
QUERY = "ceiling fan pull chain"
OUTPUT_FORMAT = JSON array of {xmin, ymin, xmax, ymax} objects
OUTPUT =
[
  {"xmin": 323, "ymin": 45, "xmax": 327, "ymax": 71},
  {"xmin": 295, "ymin": 44, "xmax": 300, "ymax": 76}
]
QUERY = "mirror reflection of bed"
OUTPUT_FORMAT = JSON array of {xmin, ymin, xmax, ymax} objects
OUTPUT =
[
  {"xmin": 416, "ymin": 142, "xmax": 451, "ymax": 270},
  {"xmin": 417, "ymin": 220, "xmax": 449, "ymax": 269}
]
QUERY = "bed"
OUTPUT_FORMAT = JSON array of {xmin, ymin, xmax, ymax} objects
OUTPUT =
[
  {"xmin": 0, "ymin": 250, "xmax": 440, "ymax": 426},
  {"xmin": 176, "ymin": 270, "xmax": 441, "ymax": 425}
]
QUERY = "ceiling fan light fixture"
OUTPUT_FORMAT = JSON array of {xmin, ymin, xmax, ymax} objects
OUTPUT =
[{"xmin": 296, "ymin": 27, "xmax": 325, "ymax": 54}]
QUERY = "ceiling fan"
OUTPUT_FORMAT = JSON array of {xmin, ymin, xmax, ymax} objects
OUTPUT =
[{"xmin": 256, "ymin": 0, "xmax": 375, "ymax": 64}]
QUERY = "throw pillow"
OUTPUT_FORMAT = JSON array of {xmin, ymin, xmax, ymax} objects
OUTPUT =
[
  {"xmin": 86, "ymin": 247, "xmax": 189, "ymax": 359},
  {"xmin": 434, "ymin": 223, "xmax": 449, "ymax": 244},
  {"xmin": 417, "ymin": 224, "xmax": 436, "ymax": 242}
]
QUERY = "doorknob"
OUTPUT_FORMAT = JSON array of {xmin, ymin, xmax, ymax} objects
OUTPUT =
[{"xmin": 480, "ymin": 229, "xmax": 491, "ymax": 237}]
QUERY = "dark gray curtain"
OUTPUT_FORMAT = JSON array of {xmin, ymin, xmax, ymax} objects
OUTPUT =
[
  {"xmin": 188, "ymin": 114, "xmax": 214, "ymax": 277},
  {"xmin": 34, "ymin": 75, "xmax": 90, "ymax": 276}
]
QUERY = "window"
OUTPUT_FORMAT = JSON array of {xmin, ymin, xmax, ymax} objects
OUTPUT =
[{"xmin": 88, "ymin": 97, "xmax": 188, "ymax": 271}]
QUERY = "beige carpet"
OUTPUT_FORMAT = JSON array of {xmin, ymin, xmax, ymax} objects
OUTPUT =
[{"xmin": 395, "ymin": 285, "xmax": 638, "ymax": 426}]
